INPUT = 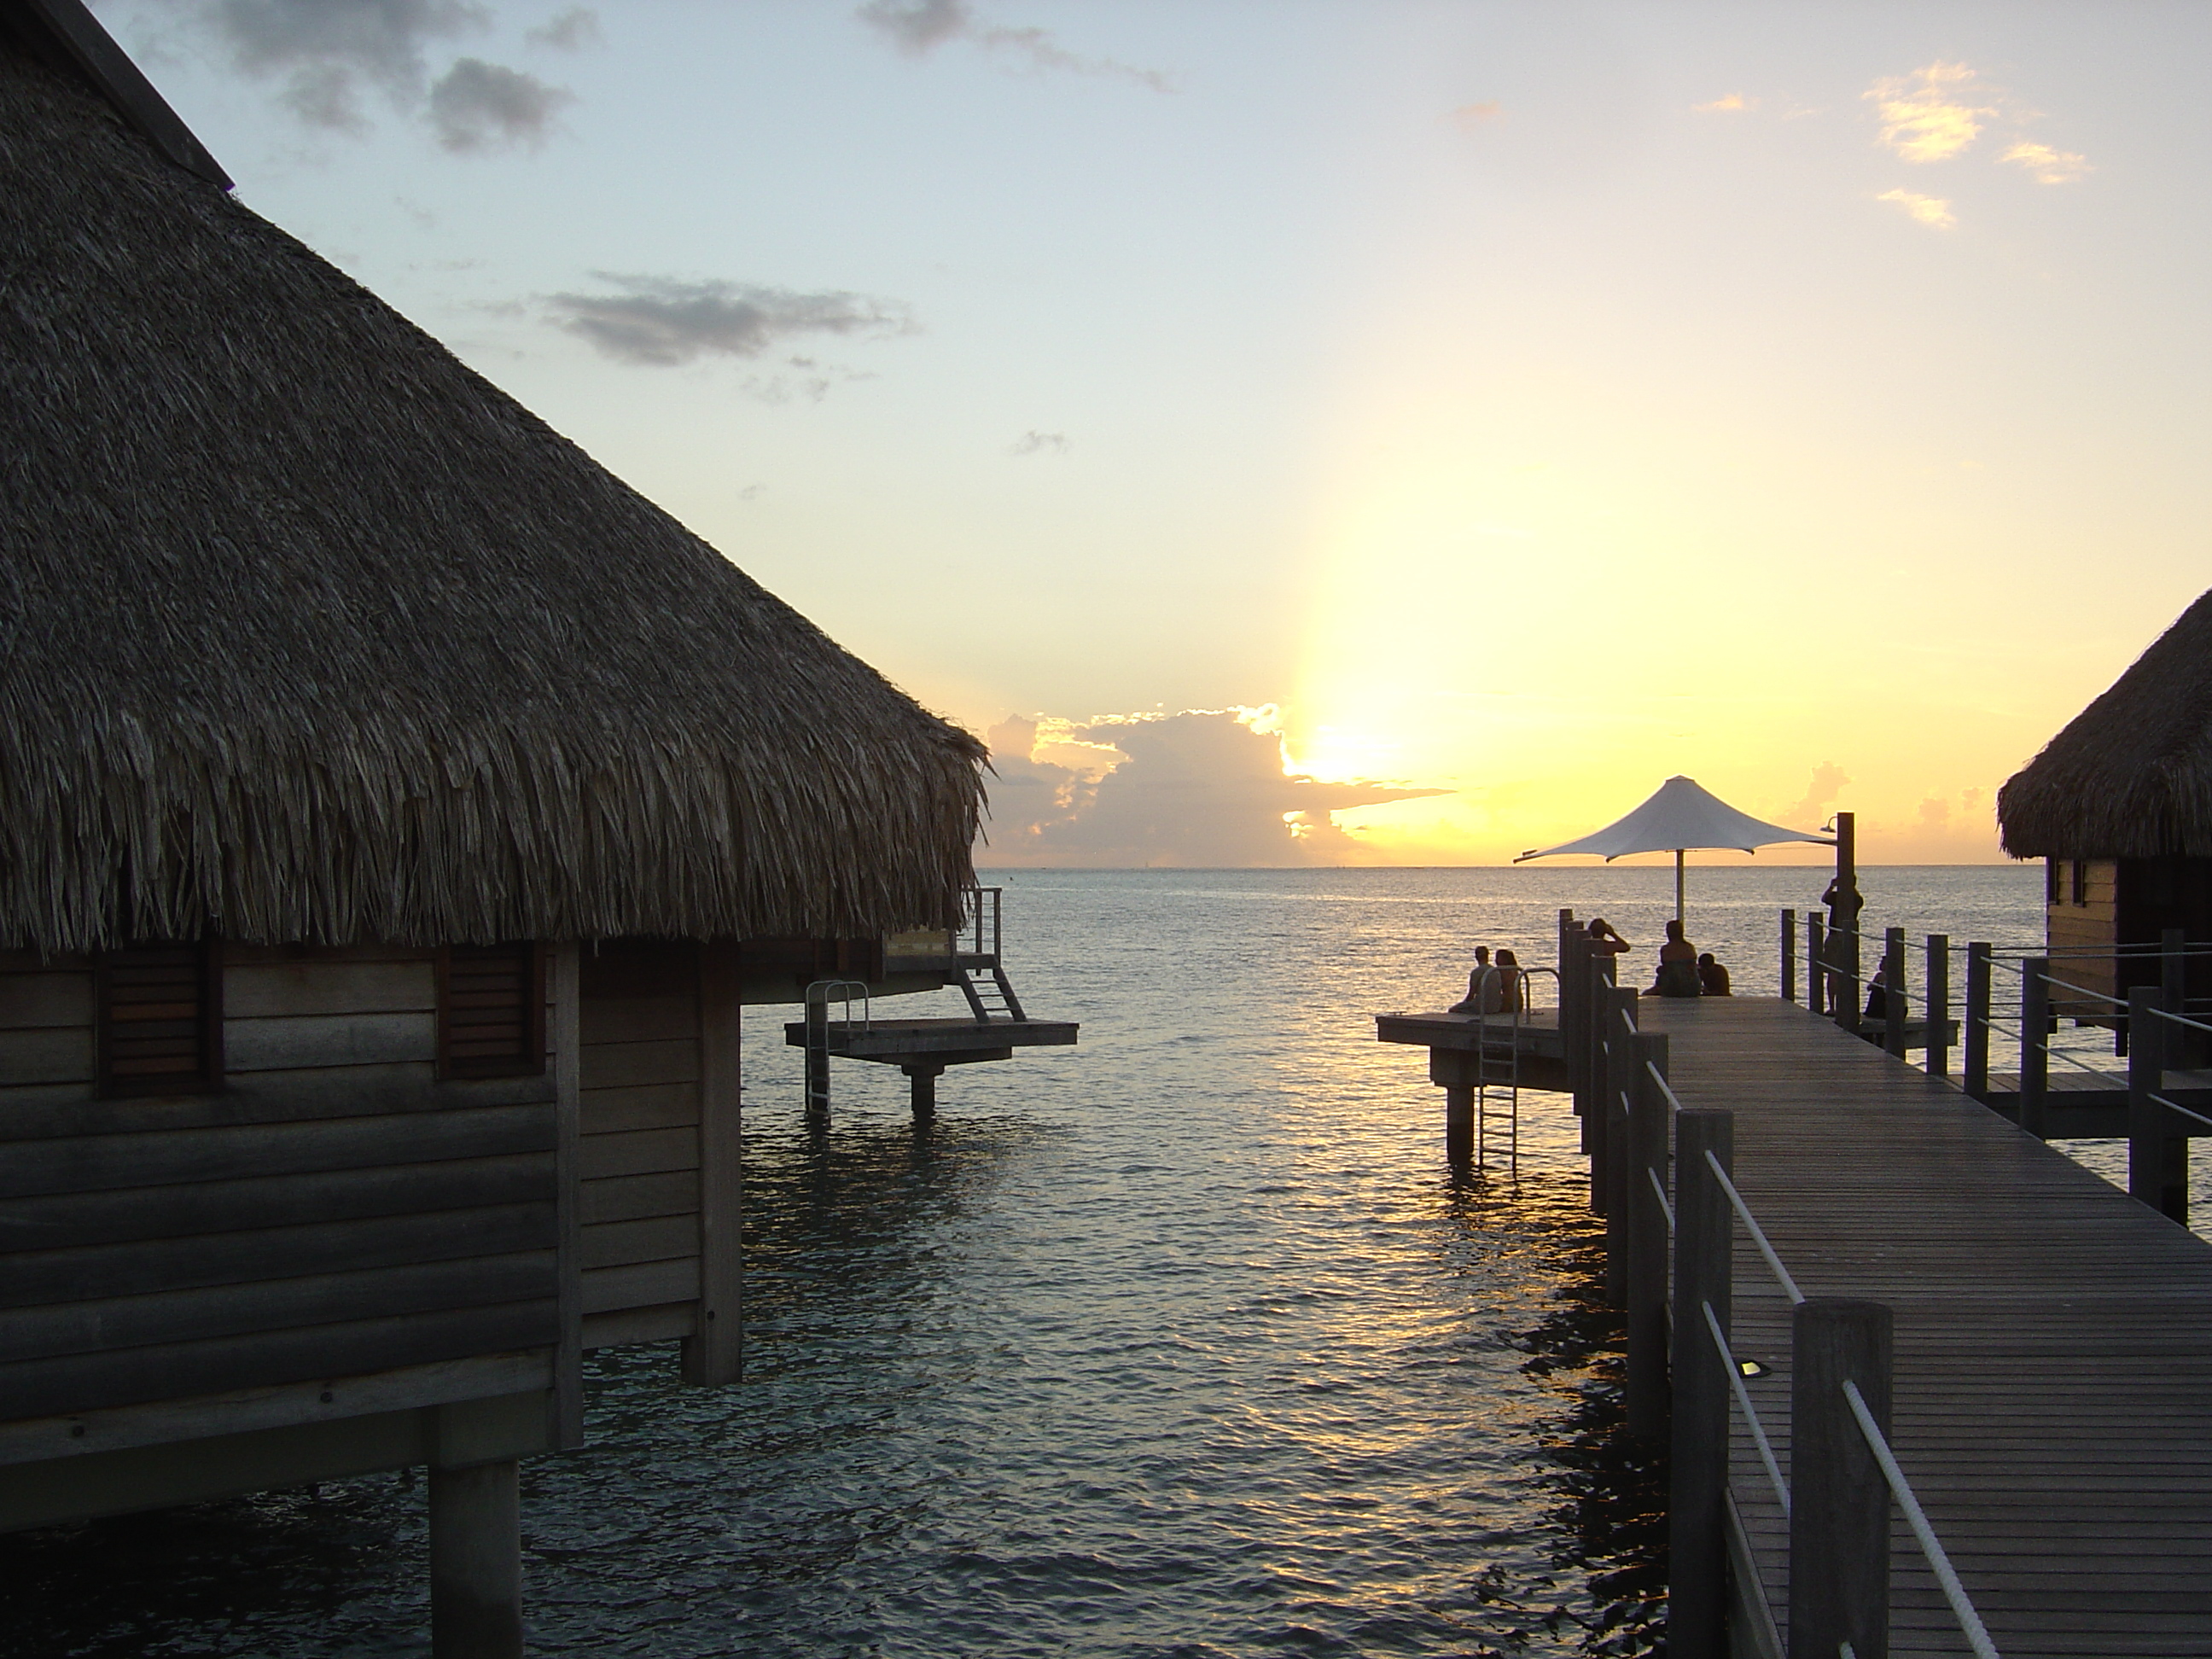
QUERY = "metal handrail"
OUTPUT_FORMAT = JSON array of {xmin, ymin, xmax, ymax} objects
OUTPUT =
[
  {"xmin": 1843, "ymin": 1378, "xmax": 2003, "ymax": 1659},
  {"xmin": 1706, "ymin": 1300, "xmax": 1790, "ymax": 1517},
  {"xmin": 2149, "ymin": 1092, "xmax": 2212, "ymax": 1133},
  {"xmin": 1708, "ymin": 1150, "xmax": 1806, "ymax": 1305},
  {"xmin": 2147, "ymin": 1004, "xmax": 2212, "ymax": 1039},
  {"xmin": 1649, "ymin": 1166, "xmax": 1675, "ymax": 1231}
]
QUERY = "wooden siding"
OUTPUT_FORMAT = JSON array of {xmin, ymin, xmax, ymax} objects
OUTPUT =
[
  {"xmin": 0, "ymin": 950, "xmax": 558, "ymax": 1446},
  {"xmin": 2046, "ymin": 859, "xmax": 2117, "ymax": 1020},
  {"xmin": 578, "ymin": 941, "xmax": 701, "ymax": 1346}
]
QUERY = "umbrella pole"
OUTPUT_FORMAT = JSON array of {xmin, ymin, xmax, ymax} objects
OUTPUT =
[{"xmin": 1674, "ymin": 849, "xmax": 1685, "ymax": 923}]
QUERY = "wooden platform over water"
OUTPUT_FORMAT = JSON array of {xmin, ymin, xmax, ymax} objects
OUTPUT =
[{"xmin": 1639, "ymin": 995, "xmax": 2212, "ymax": 1657}]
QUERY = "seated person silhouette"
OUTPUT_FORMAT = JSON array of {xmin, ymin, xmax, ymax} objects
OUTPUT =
[
  {"xmin": 1646, "ymin": 919, "xmax": 1701, "ymax": 998},
  {"xmin": 1697, "ymin": 952, "xmax": 1732, "ymax": 996},
  {"xmin": 1448, "ymin": 946, "xmax": 1497, "ymax": 1014},
  {"xmin": 1864, "ymin": 967, "xmax": 1889, "ymax": 1021},
  {"xmin": 1493, "ymin": 948, "xmax": 1523, "ymax": 1014}
]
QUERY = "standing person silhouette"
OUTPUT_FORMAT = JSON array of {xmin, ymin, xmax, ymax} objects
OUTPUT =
[{"xmin": 1585, "ymin": 917, "xmax": 1632, "ymax": 958}]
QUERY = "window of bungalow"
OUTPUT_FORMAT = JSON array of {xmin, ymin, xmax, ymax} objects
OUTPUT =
[
  {"xmin": 2072, "ymin": 860, "xmax": 2089, "ymax": 906},
  {"xmin": 2046, "ymin": 859, "xmax": 2061, "ymax": 905},
  {"xmin": 96, "ymin": 940, "xmax": 223, "ymax": 1098},
  {"xmin": 438, "ymin": 942, "xmax": 548, "ymax": 1080}
]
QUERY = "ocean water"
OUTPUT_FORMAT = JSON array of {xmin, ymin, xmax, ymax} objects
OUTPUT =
[{"xmin": 7, "ymin": 862, "xmax": 2156, "ymax": 1658}]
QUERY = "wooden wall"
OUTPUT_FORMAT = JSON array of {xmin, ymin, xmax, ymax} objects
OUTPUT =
[
  {"xmin": 573, "ymin": 939, "xmax": 739, "ymax": 1382},
  {"xmin": 2047, "ymin": 859, "xmax": 2119, "ymax": 1020},
  {"xmin": 0, "ymin": 946, "xmax": 558, "ymax": 1458},
  {"xmin": 578, "ymin": 940, "xmax": 701, "ymax": 1347}
]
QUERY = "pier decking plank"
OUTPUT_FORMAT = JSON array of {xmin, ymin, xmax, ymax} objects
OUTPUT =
[{"xmin": 1638, "ymin": 995, "xmax": 2212, "ymax": 1657}]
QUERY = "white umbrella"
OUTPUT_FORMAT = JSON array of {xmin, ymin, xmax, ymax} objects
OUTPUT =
[{"xmin": 1513, "ymin": 775, "xmax": 1833, "ymax": 921}]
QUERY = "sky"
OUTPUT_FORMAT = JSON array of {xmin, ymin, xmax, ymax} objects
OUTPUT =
[{"xmin": 93, "ymin": 1, "xmax": 2212, "ymax": 867}]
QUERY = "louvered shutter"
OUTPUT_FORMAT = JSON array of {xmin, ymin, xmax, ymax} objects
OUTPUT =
[
  {"xmin": 438, "ymin": 943, "xmax": 547, "ymax": 1080},
  {"xmin": 96, "ymin": 941, "xmax": 222, "ymax": 1097}
]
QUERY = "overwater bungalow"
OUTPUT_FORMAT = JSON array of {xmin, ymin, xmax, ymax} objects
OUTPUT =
[
  {"xmin": 1998, "ymin": 586, "xmax": 2212, "ymax": 1040},
  {"xmin": 0, "ymin": 3, "xmax": 1007, "ymax": 1650}
]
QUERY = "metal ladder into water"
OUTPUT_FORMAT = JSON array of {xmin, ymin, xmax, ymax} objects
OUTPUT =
[
  {"xmin": 801, "ymin": 979, "xmax": 870, "ymax": 1111},
  {"xmin": 1470, "ymin": 967, "xmax": 1520, "ymax": 1175}
]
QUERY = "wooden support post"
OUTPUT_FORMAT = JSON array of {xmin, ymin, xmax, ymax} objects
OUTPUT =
[
  {"xmin": 1588, "ymin": 952, "xmax": 1617, "ymax": 1207},
  {"xmin": 1964, "ymin": 942, "xmax": 1992, "ymax": 1102},
  {"xmin": 1832, "ymin": 811, "xmax": 1860, "ymax": 1036},
  {"xmin": 550, "ymin": 942, "xmax": 582, "ymax": 1447},
  {"xmin": 1603, "ymin": 986, "xmax": 1638, "ymax": 1307},
  {"xmin": 1626, "ymin": 1031, "xmax": 1671, "ymax": 1441},
  {"xmin": 1444, "ymin": 1083, "xmax": 1474, "ymax": 1168},
  {"xmin": 1562, "ymin": 923, "xmax": 1589, "ymax": 1116},
  {"xmin": 2164, "ymin": 927, "xmax": 2190, "ymax": 1070},
  {"xmin": 1669, "ymin": 1109, "xmax": 1734, "ymax": 1659},
  {"xmin": 1838, "ymin": 919, "xmax": 1862, "ymax": 1039},
  {"xmin": 1781, "ymin": 909, "xmax": 1797, "ymax": 1004},
  {"xmin": 1925, "ymin": 934, "xmax": 1950, "ymax": 1079},
  {"xmin": 684, "ymin": 941, "xmax": 743, "ymax": 1387},
  {"xmin": 906, "ymin": 1062, "xmax": 942, "ymax": 1124},
  {"xmin": 1883, "ymin": 926, "xmax": 1906, "ymax": 1058},
  {"xmin": 2022, "ymin": 956, "xmax": 2051, "ymax": 1139},
  {"xmin": 2128, "ymin": 985, "xmax": 2188, "ymax": 1222},
  {"xmin": 429, "ymin": 1459, "xmax": 523, "ymax": 1659},
  {"xmin": 1789, "ymin": 1299, "xmax": 1894, "ymax": 1659},
  {"xmin": 1807, "ymin": 912, "xmax": 1826, "ymax": 1016}
]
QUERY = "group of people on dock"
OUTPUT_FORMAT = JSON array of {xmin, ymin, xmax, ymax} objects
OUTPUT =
[
  {"xmin": 1447, "ymin": 944, "xmax": 1524, "ymax": 1014},
  {"xmin": 1592, "ymin": 915, "xmax": 1730, "ymax": 998},
  {"xmin": 1451, "ymin": 917, "xmax": 1730, "ymax": 1014}
]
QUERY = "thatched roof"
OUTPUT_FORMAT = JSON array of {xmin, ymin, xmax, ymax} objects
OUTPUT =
[
  {"xmin": 1999, "ymin": 589, "xmax": 2212, "ymax": 860},
  {"xmin": 0, "ymin": 18, "xmax": 984, "ymax": 952}
]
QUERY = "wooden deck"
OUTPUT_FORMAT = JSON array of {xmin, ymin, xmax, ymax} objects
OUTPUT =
[{"xmin": 1637, "ymin": 995, "xmax": 2212, "ymax": 1658}]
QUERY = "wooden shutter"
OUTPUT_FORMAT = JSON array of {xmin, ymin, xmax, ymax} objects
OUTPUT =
[
  {"xmin": 96, "ymin": 941, "xmax": 223, "ymax": 1098},
  {"xmin": 438, "ymin": 942, "xmax": 547, "ymax": 1080}
]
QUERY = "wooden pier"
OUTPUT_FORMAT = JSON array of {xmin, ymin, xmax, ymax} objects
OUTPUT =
[{"xmin": 1644, "ymin": 993, "xmax": 2212, "ymax": 1656}]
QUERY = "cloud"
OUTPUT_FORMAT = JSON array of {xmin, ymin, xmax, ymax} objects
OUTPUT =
[
  {"xmin": 428, "ymin": 58, "xmax": 571, "ymax": 150},
  {"xmin": 1782, "ymin": 762, "xmax": 1851, "ymax": 829},
  {"xmin": 545, "ymin": 275, "xmax": 917, "ymax": 367},
  {"xmin": 2000, "ymin": 140, "xmax": 2091, "ymax": 184},
  {"xmin": 1865, "ymin": 61, "xmax": 1996, "ymax": 164},
  {"xmin": 206, "ymin": 0, "xmax": 485, "ymax": 130},
  {"xmin": 526, "ymin": 6, "xmax": 599, "ymax": 49},
  {"xmin": 856, "ymin": 0, "xmax": 1173, "ymax": 91},
  {"xmin": 1877, "ymin": 188, "xmax": 1956, "ymax": 230},
  {"xmin": 1693, "ymin": 94, "xmax": 1750, "ymax": 114},
  {"xmin": 1009, "ymin": 430, "xmax": 1068, "ymax": 457},
  {"xmin": 204, "ymin": 0, "xmax": 574, "ymax": 150},
  {"xmin": 979, "ymin": 707, "xmax": 1447, "ymax": 867},
  {"xmin": 1449, "ymin": 101, "xmax": 1503, "ymax": 130}
]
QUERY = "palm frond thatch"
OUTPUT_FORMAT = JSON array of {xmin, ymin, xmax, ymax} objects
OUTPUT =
[
  {"xmin": 0, "ymin": 39, "xmax": 983, "ymax": 952},
  {"xmin": 1998, "ymin": 589, "xmax": 2212, "ymax": 859}
]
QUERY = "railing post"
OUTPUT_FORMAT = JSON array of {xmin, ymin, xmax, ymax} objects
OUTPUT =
[
  {"xmin": 1807, "ymin": 912, "xmax": 1826, "ymax": 1016},
  {"xmin": 1964, "ymin": 942, "xmax": 1992, "ymax": 1102},
  {"xmin": 2128, "ymin": 985, "xmax": 2188, "ymax": 1223},
  {"xmin": 1789, "ymin": 1299, "xmax": 1894, "ymax": 1659},
  {"xmin": 1604, "ymin": 985, "xmax": 1638, "ymax": 1307},
  {"xmin": 1782, "ymin": 909, "xmax": 1797, "ymax": 1003},
  {"xmin": 1925, "ymin": 934, "xmax": 1950, "ymax": 1079},
  {"xmin": 2163, "ymin": 927, "xmax": 2191, "ymax": 1070},
  {"xmin": 1627, "ymin": 1030, "xmax": 1670, "ymax": 1441},
  {"xmin": 1562, "ymin": 923, "xmax": 1589, "ymax": 1120},
  {"xmin": 1838, "ymin": 920, "xmax": 1862, "ymax": 1038},
  {"xmin": 2022, "ymin": 957, "xmax": 2050, "ymax": 1138},
  {"xmin": 1668, "ymin": 1109, "xmax": 1733, "ymax": 1659},
  {"xmin": 1883, "ymin": 925, "xmax": 1906, "ymax": 1058},
  {"xmin": 1589, "ymin": 952, "xmax": 1616, "ymax": 1212}
]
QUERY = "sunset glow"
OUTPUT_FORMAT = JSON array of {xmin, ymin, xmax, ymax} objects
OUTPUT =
[{"xmin": 101, "ymin": 2, "xmax": 2212, "ymax": 866}]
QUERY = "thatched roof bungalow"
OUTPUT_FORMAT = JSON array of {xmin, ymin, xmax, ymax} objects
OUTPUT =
[
  {"xmin": 0, "ymin": 1, "xmax": 991, "ymax": 1644},
  {"xmin": 1999, "ymin": 587, "xmax": 2212, "ymax": 1028}
]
